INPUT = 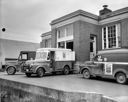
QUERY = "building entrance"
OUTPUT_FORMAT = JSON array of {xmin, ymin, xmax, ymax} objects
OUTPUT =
[{"xmin": 90, "ymin": 35, "xmax": 96, "ymax": 60}]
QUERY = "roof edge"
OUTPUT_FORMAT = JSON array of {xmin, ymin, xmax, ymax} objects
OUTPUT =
[
  {"xmin": 100, "ymin": 7, "xmax": 128, "ymax": 20},
  {"xmin": 50, "ymin": 9, "xmax": 98, "ymax": 25},
  {"xmin": 41, "ymin": 31, "xmax": 51, "ymax": 37}
]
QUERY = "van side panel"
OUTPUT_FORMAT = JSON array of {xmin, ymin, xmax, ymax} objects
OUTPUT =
[{"xmin": 55, "ymin": 61, "xmax": 73, "ymax": 71}]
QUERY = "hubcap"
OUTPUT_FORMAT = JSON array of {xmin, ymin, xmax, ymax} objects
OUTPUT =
[
  {"xmin": 64, "ymin": 67, "xmax": 69, "ymax": 75},
  {"xmin": 8, "ymin": 67, "xmax": 15, "ymax": 74},
  {"xmin": 38, "ymin": 69, "xmax": 43, "ymax": 76},
  {"xmin": 65, "ymin": 69, "xmax": 68, "ymax": 74},
  {"xmin": 118, "ymin": 75, "xmax": 125, "ymax": 82},
  {"xmin": 83, "ymin": 70, "xmax": 90, "ymax": 78}
]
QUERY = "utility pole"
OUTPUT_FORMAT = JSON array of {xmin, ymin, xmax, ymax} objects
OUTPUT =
[{"xmin": 0, "ymin": 28, "xmax": 6, "ymax": 69}]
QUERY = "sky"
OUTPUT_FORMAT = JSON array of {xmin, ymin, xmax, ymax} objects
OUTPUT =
[{"xmin": 0, "ymin": 0, "xmax": 128, "ymax": 43}]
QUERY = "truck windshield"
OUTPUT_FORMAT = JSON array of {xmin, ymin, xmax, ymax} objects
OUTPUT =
[
  {"xmin": 35, "ymin": 51, "xmax": 48, "ymax": 60},
  {"xmin": 18, "ymin": 53, "xmax": 27, "ymax": 61}
]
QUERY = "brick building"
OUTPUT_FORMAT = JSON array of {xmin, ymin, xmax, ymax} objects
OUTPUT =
[
  {"xmin": 40, "ymin": 31, "xmax": 51, "ymax": 48},
  {"xmin": 41, "ymin": 6, "xmax": 128, "ymax": 62}
]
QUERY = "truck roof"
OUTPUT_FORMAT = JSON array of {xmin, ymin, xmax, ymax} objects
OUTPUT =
[
  {"xmin": 98, "ymin": 48, "xmax": 128, "ymax": 55},
  {"xmin": 20, "ymin": 51, "xmax": 36, "ymax": 53},
  {"xmin": 37, "ymin": 48, "xmax": 72, "ymax": 52}
]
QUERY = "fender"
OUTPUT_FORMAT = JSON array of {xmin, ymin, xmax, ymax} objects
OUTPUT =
[
  {"xmin": 35, "ymin": 65, "xmax": 46, "ymax": 73},
  {"xmin": 113, "ymin": 68, "xmax": 128, "ymax": 78},
  {"xmin": 6, "ymin": 65, "xmax": 16, "ymax": 71},
  {"xmin": 80, "ymin": 67, "xmax": 92, "ymax": 75},
  {"xmin": 63, "ymin": 64, "xmax": 71, "ymax": 69}
]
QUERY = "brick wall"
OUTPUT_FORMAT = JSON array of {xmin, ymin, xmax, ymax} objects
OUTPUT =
[
  {"xmin": 121, "ymin": 18, "xmax": 128, "ymax": 48},
  {"xmin": 51, "ymin": 29, "xmax": 57, "ymax": 48},
  {"xmin": 73, "ymin": 21, "xmax": 101, "ymax": 62}
]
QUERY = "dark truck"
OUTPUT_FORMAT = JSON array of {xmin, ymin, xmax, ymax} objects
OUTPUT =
[
  {"xmin": 3, "ymin": 51, "xmax": 36, "ymax": 75},
  {"xmin": 80, "ymin": 48, "xmax": 128, "ymax": 84}
]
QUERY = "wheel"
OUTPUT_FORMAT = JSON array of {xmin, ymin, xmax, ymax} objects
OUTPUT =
[
  {"xmin": 37, "ymin": 68, "xmax": 44, "ymax": 77},
  {"xmin": 63, "ymin": 66, "xmax": 70, "ymax": 75},
  {"xmin": 82, "ymin": 69, "xmax": 91, "ymax": 79},
  {"xmin": 6, "ymin": 66, "xmax": 16, "ymax": 75},
  {"xmin": 25, "ymin": 73, "xmax": 31, "ymax": 77},
  {"xmin": 116, "ymin": 72, "xmax": 127, "ymax": 84}
]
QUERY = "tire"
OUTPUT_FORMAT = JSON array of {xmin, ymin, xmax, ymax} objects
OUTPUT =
[
  {"xmin": 25, "ymin": 73, "xmax": 31, "ymax": 77},
  {"xmin": 37, "ymin": 68, "xmax": 44, "ymax": 77},
  {"xmin": 6, "ymin": 66, "xmax": 16, "ymax": 75},
  {"xmin": 116, "ymin": 72, "xmax": 127, "ymax": 84},
  {"xmin": 82, "ymin": 69, "xmax": 91, "ymax": 79},
  {"xmin": 63, "ymin": 66, "xmax": 70, "ymax": 75}
]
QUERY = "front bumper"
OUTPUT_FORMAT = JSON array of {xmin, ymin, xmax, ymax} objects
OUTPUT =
[
  {"xmin": 25, "ymin": 68, "xmax": 33, "ymax": 73},
  {"xmin": 23, "ymin": 65, "xmax": 34, "ymax": 73}
]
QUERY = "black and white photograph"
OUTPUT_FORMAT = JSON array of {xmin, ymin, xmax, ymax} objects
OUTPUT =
[{"xmin": 0, "ymin": 0, "xmax": 128, "ymax": 102}]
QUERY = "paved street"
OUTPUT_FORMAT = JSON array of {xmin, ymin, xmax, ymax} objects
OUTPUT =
[{"xmin": 0, "ymin": 72, "xmax": 128, "ymax": 102}]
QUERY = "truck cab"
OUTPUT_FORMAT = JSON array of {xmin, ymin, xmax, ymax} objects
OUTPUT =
[
  {"xmin": 24, "ymin": 48, "xmax": 75, "ymax": 77},
  {"xmin": 80, "ymin": 48, "xmax": 128, "ymax": 84},
  {"xmin": 5, "ymin": 51, "xmax": 36, "ymax": 75}
]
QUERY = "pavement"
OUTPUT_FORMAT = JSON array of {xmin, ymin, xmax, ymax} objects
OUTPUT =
[{"xmin": 0, "ymin": 72, "xmax": 128, "ymax": 102}]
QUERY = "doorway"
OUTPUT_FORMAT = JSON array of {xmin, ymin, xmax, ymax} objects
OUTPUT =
[{"xmin": 90, "ymin": 35, "xmax": 96, "ymax": 60}]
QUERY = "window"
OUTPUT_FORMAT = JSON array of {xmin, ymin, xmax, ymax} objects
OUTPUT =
[
  {"xmin": 57, "ymin": 24, "xmax": 73, "ymax": 39},
  {"xmin": 57, "ymin": 24, "xmax": 73, "ymax": 50},
  {"xmin": 57, "ymin": 28, "xmax": 65, "ymax": 38},
  {"xmin": 58, "ymin": 42, "xmax": 65, "ymax": 48},
  {"xmin": 21, "ymin": 54, "xmax": 27, "ymax": 60},
  {"xmin": 66, "ymin": 24, "xmax": 73, "ymax": 36},
  {"xmin": 36, "ymin": 52, "xmax": 48, "ymax": 60},
  {"xmin": 102, "ymin": 24, "xmax": 120, "ymax": 49}
]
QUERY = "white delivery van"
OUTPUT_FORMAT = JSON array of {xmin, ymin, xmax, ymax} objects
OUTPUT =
[{"xmin": 24, "ymin": 48, "xmax": 75, "ymax": 77}]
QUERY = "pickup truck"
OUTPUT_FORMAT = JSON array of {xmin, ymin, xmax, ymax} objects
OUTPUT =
[
  {"xmin": 80, "ymin": 48, "xmax": 128, "ymax": 84},
  {"xmin": 3, "ymin": 51, "xmax": 36, "ymax": 75}
]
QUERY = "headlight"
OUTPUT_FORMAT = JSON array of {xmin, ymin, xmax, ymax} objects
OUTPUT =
[{"xmin": 30, "ymin": 63, "xmax": 34, "ymax": 67}]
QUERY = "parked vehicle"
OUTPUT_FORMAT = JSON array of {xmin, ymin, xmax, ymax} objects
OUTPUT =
[
  {"xmin": 4, "ymin": 51, "xmax": 36, "ymax": 75},
  {"xmin": 24, "ymin": 48, "xmax": 75, "ymax": 77},
  {"xmin": 80, "ymin": 48, "xmax": 128, "ymax": 84}
]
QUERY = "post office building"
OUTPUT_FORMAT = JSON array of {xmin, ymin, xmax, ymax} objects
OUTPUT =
[{"xmin": 41, "ymin": 6, "xmax": 128, "ymax": 62}]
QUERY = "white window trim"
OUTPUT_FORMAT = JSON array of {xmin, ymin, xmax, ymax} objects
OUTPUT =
[
  {"xmin": 56, "ymin": 24, "xmax": 74, "ymax": 49},
  {"xmin": 57, "ymin": 36, "xmax": 73, "ymax": 49},
  {"xmin": 116, "ymin": 24, "xmax": 121, "ymax": 48},
  {"xmin": 57, "ymin": 35, "xmax": 73, "ymax": 42},
  {"xmin": 57, "ymin": 29, "xmax": 73, "ymax": 49},
  {"xmin": 106, "ymin": 26, "xmax": 108, "ymax": 49},
  {"xmin": 102, "ymin": 28, "xmax": 104, "ymax": 49},
  {"xmin": 102, "ymin": 24, "xmax": 120, "ymax": 49},
  {"xmin": 116, "ymin": 24, "xmax": 119, "ymax": 48}
]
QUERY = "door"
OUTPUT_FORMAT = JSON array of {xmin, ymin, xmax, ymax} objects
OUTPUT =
[
  {"xmin": 18, "ymin": 53, "xmax": 28, "ymax": 71},
  {"xmin": 90, "ymin": 36, "xmax": 96, "ymax": 60},
  {"xmin": 91, "ymin": 62, "xmax": 104, "ymax": 75},
  {"xmin": 50, "ymin": 51, "xmax": 55, "ymax": 71}
]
